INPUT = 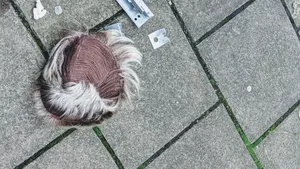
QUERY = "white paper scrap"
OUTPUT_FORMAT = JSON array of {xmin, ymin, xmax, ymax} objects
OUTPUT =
[{"xmin": 33, "ymin": 0, "xmax": 47, "ymax": 20}]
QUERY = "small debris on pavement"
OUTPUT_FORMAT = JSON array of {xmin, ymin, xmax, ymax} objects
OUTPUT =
[
  {"xmin": 116, "ymin": 0, "xmax": 154, "ymax": 28},
  {"xmin": 247, "ymin": 86, "xmax": 252, "ymax": 92},
  {"xmin": 33, "ymin": 0, "xmax": 47, "ymax": 20},
  {"xmin": 292, "ymin": 0, "xmax": 300, "ymax": 18},
  {"xmin": 148, "ymin": 28, "xmax": 170, "ymax": 49},
  {"xmin": 0, "ymin": 0, "xmax": 10, "ymax": 16},
  {"xmin": 55, "ymin": 6, "xmax": 63, "ymax": 15},
  {"xmin": 104, "ymin": 23, "xmax": 124, "ymax": 36}
]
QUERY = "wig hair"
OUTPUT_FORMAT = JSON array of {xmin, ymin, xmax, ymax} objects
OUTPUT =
[{"xmin": 34, "ymin": 30, "xmax": 142, "ymax": 126}]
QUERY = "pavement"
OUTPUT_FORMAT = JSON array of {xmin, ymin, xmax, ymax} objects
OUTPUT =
[{"xmin": 1, "ymin": 0, "xmax": 300, "ymax": 168}]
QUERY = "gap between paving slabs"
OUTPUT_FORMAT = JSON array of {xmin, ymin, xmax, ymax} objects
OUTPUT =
[
  {"xmin": 188, "ymin": 0, "xmax": 300, "ymax": 167},
  {"xmin": 89, "ymin": 9, "xmax": 125, "ymax": 33},
  {"xmin": 144, "ymin": 0, "xmax": 300, "ymax": 167},
  {"xmin": 8, "ymin": 1, "xmax": 126, "ymax": 168},
  {"xmin": 93, "ymin": 127, "xmax": 125, "ymax": 169},
  {"xmin": 8, "ymin": 0, "xmax": 255, "ymax": 168},
  {"xmin": 281, "ymin": 0, "xmax": 300, "ymax": 41},
  {"xmin": 251, "ymin": 99, "xmax": 300, "ymax": 147},
  {"xmin": 14, "ymin": 128, "xmax": 76, "ymax": 169},
  {"xmin": 8, "ymin": 1, "xmax": 76, "ymax": 168},
  {"xmin": 248, "ymin": 0, "xmax": 300, "ymax": 151},
  {"xmin": 192, "ymin": 0, "xmax": 300, "ymax": 151},
  {"xmin": 166, "ymin": 0, "xmax": 263, "ymax": 168},
  {"xmin": 9, "ymin": 0, "xmax": 49, "ymax": 59},
  {"xmin": 137, "ymin": 100, "xmax": 222, "ymax": 169},
  {"xmin": 9, "ymin": 1, "xmax": 220, "ymax": 168},
  {"xmin": 10, "ymin": 0, "xmax": 298, "ymax": 168},
  {"xmin": 193, "ymin": 0, "xmax": 256, "ymax": 45}
]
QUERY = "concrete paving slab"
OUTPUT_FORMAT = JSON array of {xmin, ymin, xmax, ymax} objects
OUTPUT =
[
  {"xmin": 197, "ymin": 0, "xmax": 300, "ymax": 142},
  {"xmin": 97, "ymin": 1, "xmax": 218, "ymax": 168},
  {"xmin": 173, "ymin": 0, "xmax": 248, "ymax": 41},
  {"xmin": 255, "ymin": 107, "xmax": 300, "ymax": 169},
  {"xmin": 26, "ymin": 130, "xmax": 118, "ymax": 169},
  {"xmin": 15, "ymin": 0, "xmax": 121, "ymax": 50},
  {"xmin": 148, "ymin": 105, "xmax": 256, "ymax": 169},
  {"xmin": 0, "ymin": 8, "xmax": 67, "ymax": 169}
]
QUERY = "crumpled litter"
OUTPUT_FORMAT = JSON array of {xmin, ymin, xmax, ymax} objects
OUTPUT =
[{"xmin": 33, "ymin": 0, "xmax": 47, "ymax": 20}]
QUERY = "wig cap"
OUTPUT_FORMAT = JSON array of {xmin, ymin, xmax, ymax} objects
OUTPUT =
[{"xmin": 35, "ymin": 30, "xmax": 142, "ymax": 126}]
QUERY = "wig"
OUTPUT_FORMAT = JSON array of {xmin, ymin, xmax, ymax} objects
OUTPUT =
[{"xmin": 34, "ymin": 30, "xmax": 142, "ymax": 126}]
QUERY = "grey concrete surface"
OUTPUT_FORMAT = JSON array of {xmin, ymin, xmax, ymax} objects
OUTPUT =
[
  {"xmin": 0, "ymin": 8, "xmax": 66, "ymax": 169},
  {"xmin": 148, "ymin": 105, "xmax": 256, "ymax": 169},
  {"xmin": 26, "ymin": 130, "xmax": 118, "ymax": 169},
  {"xmin": 173, "ymin": 0, "xmax": 248, "ymax": 41},
  {"xmin": 15, "ymin": 0, "xmax": 121, "ymax": 50},
  {"xmin": 2, "ymin": 0, "xmax": 300, "ymax": 168},
  {"xmin": 98, "ymin": 1, "xmax": 218, "ymax": 168},
  {"xmin": 197, "ymin": 0, "xmax": 300, "ymax": 142},
  {"xmin": 255, "ymin": 107, "xmax": 300, "ymax": 169}
]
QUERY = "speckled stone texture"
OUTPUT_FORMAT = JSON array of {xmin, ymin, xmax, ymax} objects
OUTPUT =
[
  {"xmin": 99, "ymin": 1, "xmax": 218, "ymax": 168},
  {"xmin": 2, "ymin": 0, "xmax": 300, "ymax": 168},
  {"xmin": 0, "ymin": 7, "xmax": 65, "ymax": 168},
  {"xmin": 15, "ymin": 0, "xmax": 121, "ymax": 50},
  {"xmin": 173, "ymin": 0, "xmax": 248, "ymax": 40},
  {"xmin": 148, "ymin": 106, "xmax": 256, "ymax": 169},
  {"xmin": 197, "ymin": 0, "xmax": 300, "ymax": 142},
  {"xmin": 26, "ymin": 130, "xmax": 118, "ymax": 169},
  {"xmin": 255, "ymin": 107, "xmax": 300, "ymax": 169}
]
